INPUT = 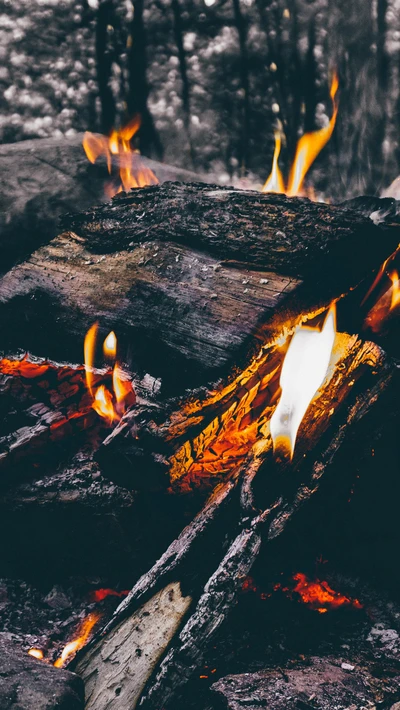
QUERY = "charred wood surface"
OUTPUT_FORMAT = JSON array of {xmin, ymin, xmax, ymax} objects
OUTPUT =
[
  {"xmin": 70, "ymin": 338, "xmax": 397, "ymax": 710},
  {"xmin": 1, "ymin": 185, "xmax": 399, "ymax": 389}
]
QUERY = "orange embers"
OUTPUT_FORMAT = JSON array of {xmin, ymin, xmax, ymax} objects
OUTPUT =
[
  {"xmin": 89, "ymin": 588, "xmax": 130, "ymax": 603},
  {"xmin": 287, "ymin": 573, "xmax": 362, "ymax": 614},
  {"xmin": 84, "ymin": 323, "xmax": 135, "ymax": 425},
  {"xmin": 83, "ymin": 117, "xmax": 158, "ymax": 198},
  {"xmin": 54, "ymin": 612, "xmax": 102, "ymax": 668},
  {"xmin": 262, "ymin": 73, "xmax": 339, "ymax": 197},
  {"xmin": 28, "ymin": 648, "xmax": 45, "ymax": 660},
  {"xmin": 364, "ymin": 269, "xmax": 400, "ymax": 333},
  {"xmin": 270, "ymin": 304, "xmax": 337, "ymax": 460}
]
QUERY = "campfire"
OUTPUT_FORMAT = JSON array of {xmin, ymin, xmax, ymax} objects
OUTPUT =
[{"xmin": 1, "ymin": 58, "xmax": 400, "ymax": 710}]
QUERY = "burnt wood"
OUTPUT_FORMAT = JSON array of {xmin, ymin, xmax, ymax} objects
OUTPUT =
[
  {"xmin": 70, "ymin": 337, "xmax": 397, "ymax": 710},
  {"xmin": 1, "ymin": 185, "xmax": 399, "ymax": 390}
]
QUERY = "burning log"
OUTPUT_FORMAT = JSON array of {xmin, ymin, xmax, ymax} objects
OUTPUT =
[
  {"xmin": 0, "ymin": 185, "xmax": 399, "ymax": 389},
  {"xmin": 69, "ymin": 333, "xmax": 398, "ymax": 709}
]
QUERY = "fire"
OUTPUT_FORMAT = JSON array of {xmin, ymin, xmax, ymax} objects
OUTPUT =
[
  {"xmin": 84, "ymin": 324, "xmax": 135, "ymax": 424},
  {"xmin": 290, "ymin": 572, "xmax": 362, "ymax": 613},
  {"xmin": 262, "ymin": 73, "xmax": 339, "ymax": 197},
  {"xmin": 270, "ymin": 304, "xmax": 336, "ymax": 460},
  {"xmin": 103, "ymin": 331, "xmax": 117, "ymax": 359},
  {"xmin": 54, "ymin": 612, "xmax": 101, "ymax": 668},
  {"xmin": 28, "ymin": 648, "xmax": 44, "ymax": 660},
  {"xmin": 83, "ymin": 117, "xmax": 158, "ymax": 198},
  {"xmin": 89, "ymin": 588, "xmax": 130, "ymax": 603},
  {"xmin": 364, "ymin": 270, "xmax": 400, "ymax": 332}
]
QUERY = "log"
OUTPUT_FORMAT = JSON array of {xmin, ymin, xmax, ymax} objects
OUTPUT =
[
  {"xmin": 0, "ymin": 185, "xmax": 399, "ymax": 390},
  {"xmin": 70, "ymin": 335, "xmax": 397, "ymax": 710},
  {"xmin": 0, "ymin": 135, "xmax": 202, "ymax": 274}
]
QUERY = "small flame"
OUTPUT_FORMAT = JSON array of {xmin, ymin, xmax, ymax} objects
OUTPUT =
[
  {"xmin": 270, "ymin": 304, "xmax": 336, "ymax": 459},
  {"xmin": 84, "ymin": 324, "xmax": 135, "ymax": 424},
  {"xmin": 54, "ymin": 612, "xmax": 101, "ymax": 668},
  {"xmin": 263, "ymin": 73, "xmax": 339, "ymax": 198},
  {"xmin": 262, "ymin": 131, "xmax": 285, "ymax": 194},
  {"xmin": 83, "ymin": 117, "xmax": 158, "ymax": 197},
  {"xmin": 390, "ymin": 270, "xmax": 400, "ymax": 311},
  {"xmin": 93, "ymin": 384, "xmax": 118, "ymax": 424},
  {"xmin": 103, "ymin": 331, "xmax": 117, "ymax": 359},
  {"xmin": 291, "ymin": 572, "xmax": 362, "ymax": 613},
  {"xmin": 28, "ymin": 648, "xmax": 44, "ymax": 660},
  {"xmin": 84, "ymin": 322, "xmax": 98, "ymax": 397}
]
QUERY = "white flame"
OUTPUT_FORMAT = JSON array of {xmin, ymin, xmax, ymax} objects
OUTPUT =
[{"xmin": 270, "ymin": 306, "xmax": 336, "ymax": 459}]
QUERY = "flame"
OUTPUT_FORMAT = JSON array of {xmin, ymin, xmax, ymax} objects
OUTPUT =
[
  {"xmin": 28, "ymin": 648, "xmax": 44, "ymax": 660},
  {"xmin": 263, "ymin": 73, "xmax": 339, "ymax": 198},
  {"xmin": 103, "ymin": 331, "xmax": 117, "ymax": 359},
  {"xmin": 291, "ymin": 572, "xmax": 362, "ymax": 613},
  {"xmin": 54, "ymin": 612, "xmax": 101, "ymax": 668},
  {"xmin": 270, "ymin": 304, "xmax": 336, "ymax": 460},
  {"xmin": 84, "ymin": 324, "xmax": 135, "ymax": 424},
  {"xmin": 89, "ymin": 588, "xmax": 130, "ymax": 603},
  {"xmin": 390, "ymin": 270, "xmax": 400, "ymax": 310},
  {"xmin": 84, "ymin": 322, "xmax": 98, "ymax": 396},
  {"xmin": 262, "ymin": 131, "xmax": 285, "ymax": 194},
  {"xmin": 83, "ymin": 117, "xmax": 158, "ymax": 197}
]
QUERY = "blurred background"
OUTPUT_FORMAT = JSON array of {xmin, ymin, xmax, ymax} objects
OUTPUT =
[{"xmin": 0, "ymin": 0, "xmax": 399, "ymax": 200}]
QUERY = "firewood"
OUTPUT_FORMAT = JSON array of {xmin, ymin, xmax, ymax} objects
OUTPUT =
[
  {"xmin": 1, "ymin": 185, "xmax": 399, "ymax": 389},
  {"xmin": 69, "ymin": 337, "xmax": 397, "ymax": 710}
]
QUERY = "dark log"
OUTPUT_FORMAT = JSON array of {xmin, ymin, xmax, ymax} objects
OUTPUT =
[
  {"xmin": 1, "ymin": 184, "xmax": 399, "ymax": 391},
  {"xmin": 0, "ymin": 136, "xmax": 202, "ymax": 274},
  {"xmin": 70, "ymin": 337, "xmax": 397, "ymax": 710}
]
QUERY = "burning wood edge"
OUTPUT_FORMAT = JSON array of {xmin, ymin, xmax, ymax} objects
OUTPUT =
[{"xmin": 69, "ymin": 337, "xmax": 397, "ymax": 710}]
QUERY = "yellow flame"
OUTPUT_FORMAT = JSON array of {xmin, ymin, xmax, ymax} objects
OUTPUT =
[
  {"xmin": 262, "ymin": 131, "xmax": 285, "ymax": 194},
  {"xmin": 83, "ymin": 116, "xmax": 158, "ymax": 197},
  {"xmin": 28, "ymin": 648, "xmax": 44, "ymax": 660},
  {"xmin": 54, "ymin": 612, "xmax": 101, "ymax": 668},
  {"xmin": 92, "ymin": 384, "xmax": 118, "ymax": 424},
  {"xmin": 84, "ymin": 322, "xmax": 99, "ymax": 396},
  {"xmin": 390, "ymin": 270, "xmax": 400, "ymax": 311},
  {"xmin": 270, "ymin": 304, "xmax": 337, "ymax": 459},
  {"xmin": 103, "ymin": 331, "xmax": 117, "ymax": 359},
  {"xmin": 263, "ymin": 73, "xmax": 339, "ymax": 198}
]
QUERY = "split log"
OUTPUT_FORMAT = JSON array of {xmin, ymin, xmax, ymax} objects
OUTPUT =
[
  {"xmin": 70, "ymin": 336, "xmax": 398, "ymax": 710},
  {"xmin": 0, "ymin": 135, "xmax": 202, "ymax": 273},
  {"xmin": 0, "ymin": 186, "xmax": 399, "ymax": 389}
]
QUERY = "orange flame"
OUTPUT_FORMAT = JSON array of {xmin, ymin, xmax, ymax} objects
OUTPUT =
[
  {"xmin": 103, "ymin": 331, "xmax": 117, "ymax": 359},
  {"xmin": 364, "ymin": 269, "xmax": 400, "ymax": 332},
  {"xmin": 263, "ymin": 73, "xmax": 339, "ymax": 198},
  {"xmin": 28, "ymin": 648, "xmax": 44, "ymax": 660},
  {"xmin": 262, "ymin": 131, "xmax": 285, "ymax": 194},
  {"xmin": 390, "ymin": 270, "xmax": 400, "ymax": 311},
  {"xmin": 291, "ymin": 572, "xmax": 362, "ymax": 613},
  {"xmin": 83, "ymin": 117, "xmax": 158, "ymax": 197},
  {"xmin": 84, "ymin": 324, "xmax": 135, "ymax": 424},
  {"xmin": 54, "ymin": 612, "xmax": 101, "ymax": 668},
  {"xmin": 270, "ymin": 304, "xmax": 336, "ymax": 459}
]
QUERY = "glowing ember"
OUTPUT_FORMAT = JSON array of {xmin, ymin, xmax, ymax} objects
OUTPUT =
[
  {"xmin": 103, "ymin": 331, "xmax": 117, "ymax": 359},
  {"xmin": 28, "ymin": 648, "xmax": 44, "ymax": 660},
  {"xmin": 83, "ymin": 117, "xmax": 159, "ymax": 197},
  {"xmin": 270, "ymin": 304, "xmax": 336, "ymax": 460},
  {"xmin": 263, "ymin": 73, "xmax": 339, "ymax": 198},
  {"xmin": 364, "ymin": 270, "xmax": 400, "ymax": 332},
  {"xmin": 290, "ymin": 572, "xmax": 362, "ymax": 613},
  {"xmin": 84, "ymin": 324, "xmax": 135, "ymax": 424},
  {"xmin": 54, "ymin": 612, "xmax": 101, "ymax": 668},
  {"xmin": 89, "ymin": 588, "xmax": 130, "ymax": 603}
]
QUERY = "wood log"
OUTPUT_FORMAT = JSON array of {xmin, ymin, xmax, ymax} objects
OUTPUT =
[
  {"xmin": 0, "ymin": 185, "xmax": 399, "ymax": 391},
  {"xmin": 0, "ymin": 135, "xmax": 202, "ymax": 274},
  {"xmin": 69, "ymin": 336, "xmax": 397, "ymax": 710}
]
